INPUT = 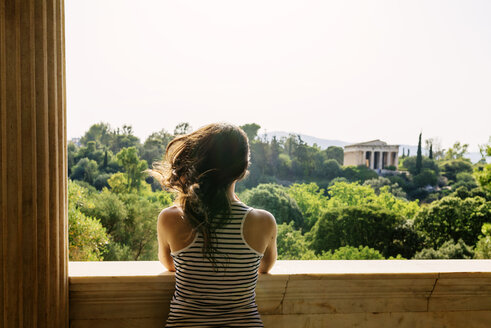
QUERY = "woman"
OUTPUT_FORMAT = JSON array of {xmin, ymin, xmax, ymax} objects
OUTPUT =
[{"xmin": 148, "ymin": 122, "xmax": 277, "ymax": 328}]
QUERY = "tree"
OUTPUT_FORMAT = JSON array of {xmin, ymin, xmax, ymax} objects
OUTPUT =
[
  {"xmin": 116, "ymin": 147, "xmax": 149, "ymax": 192},
  {"xmin": 288, "ymin": 183, "xmax": 328, "ymax": 230},
  {"xmin": 413, "ymin": 196, "xmax": 491, "ymax": 249},
  {"xmin": 325, "ymin": 146, "xmax": 344, "ymax": 165},
  {"xmin": 239, "ymin": 183, "xmax": 304, "ymax": 228},
  {"xmin": 174, "ymin": 122, "xmax": 192, "ymax": 135},
  {"xmin": 326, "ymin": 181, "xmax": 420, "ymax": 220},
  {"xmin": 475, "ymin": 164, "xmax": 491, "ymax": 194},
  {"xmin": 475, "ymin": 137, "xmax": 491, "ymax": 194},
  {"xmin": 402, "ymin": 156, "xmax": 439, "ymax": 176},
  {"xmin": 416, "ymin": 133, "xmax": 422, "ymax": 174},
  {"xmin": 109, "ymin": 125, "xmax": 141, "ymax": 154},
  {"xmin": 323, "ymin": 159, "xmax": 343, "ymax": 181},
  {"xmin": 70, "ymin": 158, "xmax": 99, "ymax": 185},
  {"xmin": 114, "ymin": 192, "xmax": 162, "ymax": 260},
  {"xmin": 413, "ymin": 169, "xmax": 438, "ymax": 188},
  {"xmin": 342, "ymin": 165, "xmax": 378, "ymax": 183},
  {"xmin": 68, "ymin": 180, "xmax": 109, "ymax": 261},
  {"xmin": 439, "ymin": 159, "xmax": 473, "ymax": 184},
  {"xmin": 318, "ymin": 245, "xmax": 386, "ymax": 260},
  {"xmin": 478, "ymin": 137, "xmax": 491, "ymax": 158},
  {"xmin": 80, "ymin": 122, "xmax": 112, "ymax": 147},
  {"xmin": 413, "ymin": 239, "xmax": 474, "ymax": 259},
  {"xmin": 474, "ymin": 223, "xmax": 491, "ymax": 259},
  {"xmin": 277, "ymin": 222, "xmax": 316, "ymax": 260},
  {"xmin": 425, "ymin": 137, "xmax": 444, "ymax": 160},
  {"xmin": 240, "ymin": 123, "xmax": 261, "ymax": 142},
  {"xmin": 363, "ymin": 177, "xmax": 407, "ymax": 198},
  {"xmin": 76, "ymin": 141, "xmax": 105, "ymax": 165},
  {"xmin": 81, "ymin": 188, "xmax": 128, "ymax": 235},
  {"xmin": 444, "ymin": 141, "xmax": 469, "ymax": 160},
  {"xmin": 141, "ymin": 129, "xmax": 174, "ymax": 165},
  {"xmin": 452, "ymin": 172, "xmax": 478, "ymax": 190},
  {"xmin": 308, "ymin": 205, "xmax": 417, "ymax": 258}
]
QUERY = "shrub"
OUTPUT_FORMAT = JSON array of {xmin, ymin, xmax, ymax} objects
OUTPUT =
[
  {"xmin": 318, "ymin": 245, "xmax": 385, "ymax": 260},
  {"xmin": 413, "ymin": 239, "xmax": 474, "ymax": 259},
  {"xmin": 413, "ymin": 196, "xmax": 491, "ymax": 249},
  {"xmin": 474, "ymin": 223, "xmax": 491, "ymax": 259},
  {"xmin": 240, "ymin": 183, "xmax": 304, "ymax": 228}
]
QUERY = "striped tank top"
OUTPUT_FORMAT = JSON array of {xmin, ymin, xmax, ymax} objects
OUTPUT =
[{"xmin": 165, "ymin": 200, "xmax": 264, "ymax": 328}]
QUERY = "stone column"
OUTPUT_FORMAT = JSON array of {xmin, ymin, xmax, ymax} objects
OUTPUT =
[
  {"xmin": 378, "ymin": 151, "xmax": 383, "ymax": 169},
  {"xmin": 0, "ymin": 1, "xmax": 68, "ymax": 327},
  {"xmin": 370, "ymin": 151, "xmax": 374, "ymax": 169}
]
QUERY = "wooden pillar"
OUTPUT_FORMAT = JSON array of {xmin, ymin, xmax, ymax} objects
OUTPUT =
[{"xmin": 0, "ymin": 0, "xmax": 68, "ymax": 327}]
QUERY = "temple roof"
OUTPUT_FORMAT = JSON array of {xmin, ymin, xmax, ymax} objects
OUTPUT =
[{"xmin": 344, "ymin": 139, "xmax": 398, "ymax": 148}]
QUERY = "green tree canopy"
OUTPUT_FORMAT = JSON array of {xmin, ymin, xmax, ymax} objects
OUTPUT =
[
  {"xmin": 402, "ymin": 156, "xmax": 439, "ymax": 176},
  {"xmin": 308, "ymin": 205, "xmax": 418, "ymax": 258},
  {"xmin": 80, "ymin": 122, "xmax": 112, "ymax": 147},
  {"xmin": 413, "ymin": 196, "xmax": 491, "ymax": 249},
  {"xmin": 413, "ymin": 238, "xmax": 474, "ymax": 259},
  {"xmin": 240, "ymin": 183, "xmax": 304, "ymax": 228},
  {"xmin": 474, "ymin": 223, "xmax": 491, "ymax": 259},
  {"xmin": 288, "ymin": 183, "xmax": 328, "ymax": 230},
  {"xmin": 116, "ymin": 147, "xmax": 149, "ymax": 192},
  {"xmin": 70, "ymin": 158, "xmax": 99, "ymax": 185},
  {"xmin": 68, "ymin": 180, "xmax": 109, "ymax": 261},
  {"xmin": 444, "ymin": 141, "xmax": 469, "ymax": 160},
  {"xmin": 439, "ymin": 159, "xmax": 473, "ymax": 184},
  {"xmin": 325, "ymin": 146, "xmax": 344, "ymax": 165},
  {"xmin": 240, "ymin": 123, "xmax": 261, "ymax": 142},
  {"xmin": 318, "ymin": 245, "xmax": 386, "ymax": 260},
  {"xmin": 173, "ymin": 122, "xmax": 192, "ymax": 135},
  {"xmin": 277, "ymin": 222, "xmax": 317, "ymax": 260}
]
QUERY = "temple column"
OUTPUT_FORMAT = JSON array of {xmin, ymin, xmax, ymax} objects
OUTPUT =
[
  {"xmin": 0, "ymin": 1, "xmax": 68, "ymax": 327},
  {"xmin": 370, "ymin": 151, "xmax": 374, "ymax": 169}
]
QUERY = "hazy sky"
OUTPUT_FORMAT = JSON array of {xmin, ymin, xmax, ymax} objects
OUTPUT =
[{"xmin": 66, "ymin": 0, "xmax": 491, "ymax": 151}]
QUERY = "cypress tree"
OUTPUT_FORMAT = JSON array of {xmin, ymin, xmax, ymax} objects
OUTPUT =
[
  {"xmin": 416, "ymin": 133, "xmax": 422, "ymax": 174},
  {"xmin": 429, "ymin": 144, "xmax": 433, "ymax": 160},
  {"xmin": 103, "ymin": 148, "xmax": 108, "ymax": 169}
]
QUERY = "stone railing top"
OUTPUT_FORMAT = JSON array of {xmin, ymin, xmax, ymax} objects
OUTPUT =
[{"xmin": 69, "ymin": 260, "xmax": 491, "ymax": 278}]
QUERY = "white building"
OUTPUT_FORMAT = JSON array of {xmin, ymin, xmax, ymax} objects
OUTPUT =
[{"xmin": 343, "ymin": 139, "xmax": 399, "ymax": 170}]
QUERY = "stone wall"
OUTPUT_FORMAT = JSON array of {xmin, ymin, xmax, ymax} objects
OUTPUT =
[{"xmin": 69, "ymin": 260, "xmax": 491, "ymax": 328}]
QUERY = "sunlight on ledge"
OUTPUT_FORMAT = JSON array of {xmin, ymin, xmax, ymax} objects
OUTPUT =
[
  {"xmin": 69, "ymin": 260, "xmax": 491, "ymax": 328},
  {"xmin": 69, "ymin": 259, "xmax": 491, "ymax": 276}
]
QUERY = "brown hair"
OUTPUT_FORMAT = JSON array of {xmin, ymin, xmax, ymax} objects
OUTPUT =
[{"xmin": 147, "ymin": 122, "xmax": 250, "ymax": 266}]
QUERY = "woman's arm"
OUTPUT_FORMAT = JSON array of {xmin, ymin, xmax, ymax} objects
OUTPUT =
[
  {"xmin": 157, "ymin": 209, "xmax": 176, "ymax": 272},
  {"xmin": 258, "ymin": 212, "xmax": 277, "ymax": 274}
]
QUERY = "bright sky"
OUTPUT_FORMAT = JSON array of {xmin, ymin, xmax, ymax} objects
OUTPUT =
[{"xmin": 66, "ymin": 0, "xmax": 491, "ymax": 151}]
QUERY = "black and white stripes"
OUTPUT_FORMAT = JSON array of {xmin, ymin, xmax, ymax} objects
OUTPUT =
[{"xmin": 165, "ymin": 201, "xmax": 264, "ymax": 328}]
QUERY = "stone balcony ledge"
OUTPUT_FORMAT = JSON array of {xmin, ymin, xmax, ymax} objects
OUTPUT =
[{"xmin": 69, "ymin": 260, "xmax": 491, "ymax": 328}]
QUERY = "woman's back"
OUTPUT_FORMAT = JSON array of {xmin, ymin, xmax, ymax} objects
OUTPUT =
[{"xmin": 165, "ymin": 200, "xmax": 265, "ymax": 328}]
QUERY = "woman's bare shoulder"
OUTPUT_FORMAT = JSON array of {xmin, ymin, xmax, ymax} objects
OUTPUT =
[
  {"xmin": 246, "ymin": 208, "xmax": 276, "ymax": 230},
  {"xmin": 158, "ymin": 205, "xmax": 185, "ymax": 229}
]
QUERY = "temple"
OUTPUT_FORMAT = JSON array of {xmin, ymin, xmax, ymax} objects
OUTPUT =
[{"xmin": 344, "ymin": 139, "xmax": 400, "ymax": 170}]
